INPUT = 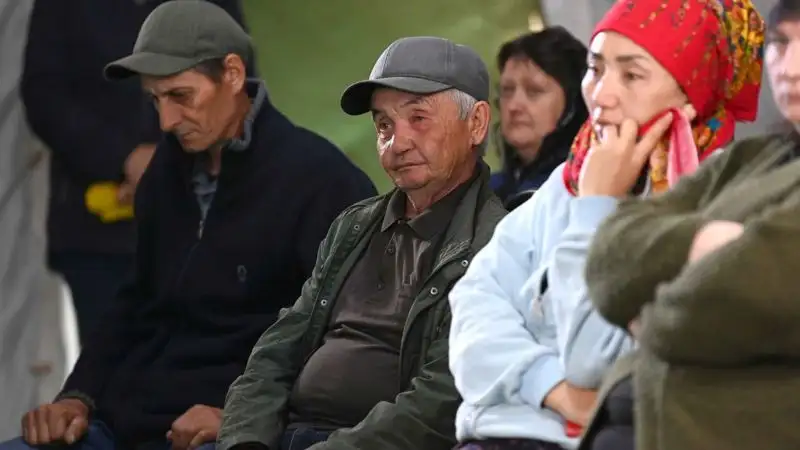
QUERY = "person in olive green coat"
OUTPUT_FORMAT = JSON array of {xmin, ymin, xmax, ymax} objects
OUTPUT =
[
  {"xmin": 216, "ymin": 36, "xmax": 506, "ymax": 450},
  {"xmin": 580, "ymin": 3, "xmax": 800, "ymax": 449}
]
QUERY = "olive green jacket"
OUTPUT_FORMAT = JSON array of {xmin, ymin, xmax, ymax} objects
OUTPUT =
[
  {"xmin": 580, "ymin": 134, "xmax": 800, "ymax": 450},
  {"xmin": 218, "ymin": 165, "xmax": 506, "ymax": 450}
]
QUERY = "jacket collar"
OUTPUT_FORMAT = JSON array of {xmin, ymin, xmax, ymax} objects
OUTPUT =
[
  {"xmin": 225, "ymin": 79, "xmax": 267, "ymax": 152},
  {"xmin": 354, "ymin": 162, "xmax": 505, "ymax": 262}
]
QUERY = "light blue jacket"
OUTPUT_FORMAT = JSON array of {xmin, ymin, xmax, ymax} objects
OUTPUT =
[{"xmin": 448, "ymin": 163, "xmax": 635, "ymax": 448}]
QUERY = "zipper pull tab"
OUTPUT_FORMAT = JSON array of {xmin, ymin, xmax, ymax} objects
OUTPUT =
[{"xmin": 197, "ymin": 219, "xmax": 205, "ymax": 239}]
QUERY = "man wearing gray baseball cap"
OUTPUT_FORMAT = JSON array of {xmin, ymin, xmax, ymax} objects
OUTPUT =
[{"xmin": 218, "ymin": 36, "xmax": 506, "ymax": 450}]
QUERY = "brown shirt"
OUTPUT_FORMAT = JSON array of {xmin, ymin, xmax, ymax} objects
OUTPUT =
[{"xmin": 288, "ymin": 174, "xmax": 476, "ymax": 428}]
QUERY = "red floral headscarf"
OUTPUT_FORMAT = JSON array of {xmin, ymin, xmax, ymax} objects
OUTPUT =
[{"xmin": 563, "ymin": 0, "xmax": 765, "ymax": 196}]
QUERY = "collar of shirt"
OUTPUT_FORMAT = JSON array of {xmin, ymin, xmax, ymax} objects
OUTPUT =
[
  {"xmin": 381, "ymin": 164, "xmax": 480, "ymax": 240},
  {"xmin": 191, "ymin": 78, "xmax": 267, "ymax": 181}
]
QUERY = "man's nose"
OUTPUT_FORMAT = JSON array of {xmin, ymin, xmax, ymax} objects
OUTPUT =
[
  {"xmin": 386, "ymin": 122, "xmax": 414, "ymax": 154},
  {"xmin": 158, "ymin": 102, "xmax": 182, "ymax": 132}
]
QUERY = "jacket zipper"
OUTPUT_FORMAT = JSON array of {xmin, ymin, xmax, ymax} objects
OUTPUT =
[
  {"xmin": 173, "ymin": 218, "xmax": 204, "ymax": 294},
  {"xmin": 197, "ymin": 218, "xmax": 205, "ymax": 239},
  {"xmin": 176, "ymin": 150, "xmax": 225, "ymax": 291}
]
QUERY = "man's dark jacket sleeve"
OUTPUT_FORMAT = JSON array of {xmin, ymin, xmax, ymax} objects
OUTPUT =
[
  {"xmin": 310, "ymin": 315, "xmax": 460, "ymax": 450},
  {"xmin": 55, "ymin": 150, "xmax": 159, "ymax": 405},
  {"xmin": 21, "ymin": 0, "xmax": 140, "ymax": 181}
]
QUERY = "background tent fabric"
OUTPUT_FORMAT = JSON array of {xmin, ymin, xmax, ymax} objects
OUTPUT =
[
  {"xmin": 0, "ymin": 0, "xmax": 65, "ymax": 440},
  {"xmin": 242, "ymin": 0, "xmax": 539, "ymax": 192},
  {"xmin": 540, "ymin": 0, "xmax": 782, "ymax": 140}
]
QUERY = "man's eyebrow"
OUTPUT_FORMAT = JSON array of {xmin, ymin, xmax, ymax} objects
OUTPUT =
[{"xmin": 144, "ymin": 87, "xmax": 191, "ymax": 96}]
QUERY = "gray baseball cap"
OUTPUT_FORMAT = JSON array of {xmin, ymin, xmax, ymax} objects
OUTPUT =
[
  {"xmin": 340, "ymin": 36, "xmax": 490, "ymax": 116},
  {"xmin": 104, "ymin": 0, "xmax": 251, "ymax": 80}
]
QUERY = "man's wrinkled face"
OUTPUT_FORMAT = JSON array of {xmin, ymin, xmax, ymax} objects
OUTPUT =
[
  {"xmin": 766, "ymin": 18, "xmax": 800, "ymax": 123},
  {"xmin": 370, "ymin": 89, "xmax": 480, "ymax": 192},
  {"xmin": 582, "ymin": 31, "xmax": 687, "ymax": 138},
  {"xmin": 142, "ymin": 69, "xmax": 238, "ymax": 152}
]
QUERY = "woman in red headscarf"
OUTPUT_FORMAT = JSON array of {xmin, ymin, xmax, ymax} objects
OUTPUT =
[
  {"xmin": 581, "ymin": 1, "xmax": 800, "ymax": 450},
  {"xmin": 447, "ymin": 1, "xmax": 763, "ymax": 450}
]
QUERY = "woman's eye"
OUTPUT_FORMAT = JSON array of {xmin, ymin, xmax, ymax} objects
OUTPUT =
[{"xmin": 623, "ymin": 72, "xmax": 642, "ymax": 82}]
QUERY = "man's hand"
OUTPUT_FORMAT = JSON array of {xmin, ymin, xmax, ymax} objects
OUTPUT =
[
  {"xmin": 543, "ymin": 382, "xmax": 598, "ymax": 427},
  {"xmin": 118, "ymin": 144, "xmax": 156, "ymax": 205},
  {"xmin": 167, "ymin": 405, "xmax": 222, "ymax": 450},
  {"xmin": 125, "ymin": 143, "xmax": 156, "ymax": 185},
  {"xmin": 117, "ymin": 181, "xmax": 136, "ymax": 206},
  {"xmin": 22, "ymin": 399, "xmax": 90, "ymax": 445},
  {"xmin": 688, "ymin": 220, "xmax": 744, "ymax": 263}
]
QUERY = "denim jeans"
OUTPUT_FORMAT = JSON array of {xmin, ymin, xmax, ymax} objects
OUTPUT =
[
  {"xmin": 280, "ymin": 427, "xmax": 331, "ymax": 450},
  {"xmin": 194, "ymin": 426, "xmax": 330, "ymax": 450},
  {"xmin": 0, "ymin": 422, "xmax": 333, "ymax": 450},
  {"xmin": 0, "ymin": 422, "xmax": 116, "ymax": 450}
]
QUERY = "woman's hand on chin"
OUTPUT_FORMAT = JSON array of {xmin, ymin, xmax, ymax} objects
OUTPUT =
[{"xmin": 578, "ymin": 114, "xmax": 673, "ymax": 198}]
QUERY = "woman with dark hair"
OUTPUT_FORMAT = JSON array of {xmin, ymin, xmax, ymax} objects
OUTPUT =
[{"xmin": 490, "ymin": 27, "xmax": 588, "ymax": 210}]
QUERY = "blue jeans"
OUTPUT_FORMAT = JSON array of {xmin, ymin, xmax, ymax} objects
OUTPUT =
[
  {"xmin": 280, "ymin": 427, "xmax": 331, "ymax": 450},
  {"xmin": 0, "ymin": 422, "xmax": 116, "ymax": 450},
  {"xmin": 193, "ymin": 427, "xmax": 329, "ymax": 450},
  {"xmin": 0, "ymin": 423, "xmax": 330, "ymax": 450},
  {"xmin": 191, "ymin": 427, "xmax": 330, "ymax": 450}
]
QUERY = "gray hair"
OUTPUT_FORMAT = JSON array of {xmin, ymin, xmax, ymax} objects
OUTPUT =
[{"xmin": 445, "ymin": 89, "xmax": 488, "ymax": 156}]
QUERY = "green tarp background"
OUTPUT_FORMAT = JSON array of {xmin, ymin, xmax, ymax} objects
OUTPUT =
[{"xmin": 242, "ymin": 0, "xmax": 538, "ymax": 192}]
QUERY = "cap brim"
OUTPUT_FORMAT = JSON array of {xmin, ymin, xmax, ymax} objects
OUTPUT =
[
  {"xmin": 103, "ymin": 52, "xmax": 205, "ymax": 80},
  {"xmin": 340, "ymin": 77, "xmax": 451, "ymax": 115}
]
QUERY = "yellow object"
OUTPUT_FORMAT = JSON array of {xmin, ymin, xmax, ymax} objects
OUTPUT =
[{"xmin": 85, "ymin": 182, "xmax": 134, "ymax": 223}]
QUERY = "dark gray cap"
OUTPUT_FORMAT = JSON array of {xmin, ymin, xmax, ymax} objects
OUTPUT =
[
  {"xmin": 340, "ymin": 36, "xmax": 490, "ymax": 115},
  {"xmin": 104, "ymin": 0, "xmax": 251, "ymax": 80}
]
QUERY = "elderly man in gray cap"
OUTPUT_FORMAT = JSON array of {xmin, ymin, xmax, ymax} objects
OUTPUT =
[
  {"xmin": 218, "ymin": 36, "xmax": 506, "ymax": 450},
  {"xmin": 0, "ymin": 2, "xmax": 376, "ymax": 450}
]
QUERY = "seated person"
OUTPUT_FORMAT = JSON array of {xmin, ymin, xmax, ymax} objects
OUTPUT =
[
  {"xmin": 1, "ymin": 2, "xmax": 376, "ymax": 450},
  {"xmin": 489, "ymin": 27, "xmax": 588, "ymax": 210},
  {"xmin": 583, "ymin": 2, "xmax": 800, "ymax": 450},
  {"xmin": 217, "ymin": 37, "xmax": 506, "ymax": 450},
  {"xmin": 447, "ymin": 0, "xmax": 764, "ymax": 449}
]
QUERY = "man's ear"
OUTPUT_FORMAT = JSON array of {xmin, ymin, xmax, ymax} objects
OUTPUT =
[
  {"xmin": 222, "ymin": 53, "xmax": 246, "ymax": 92},
  {"xmin": 469, "ymin": 100, "xmax": 491, "ymax": 148}
]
